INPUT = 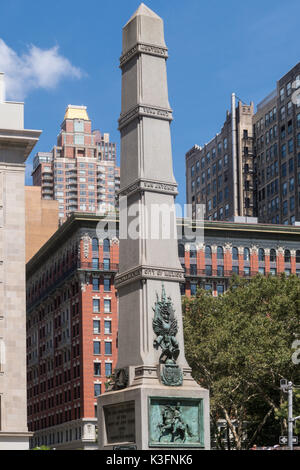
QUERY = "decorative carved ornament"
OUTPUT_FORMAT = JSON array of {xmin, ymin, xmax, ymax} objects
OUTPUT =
[
  {"xmin": 81, "ymin": 233, "xmax": 91, "ymax": 259},
  {"xmin": 250, "ymin": 245, "xmax": 258, "ymax": 255},
  {"xmin": 152, "ymin": 284, "xmax": 183, "ymax": 387},
  {"xmin": 224, "ymin": 243, "xmax": 232, "ymax": 252}
]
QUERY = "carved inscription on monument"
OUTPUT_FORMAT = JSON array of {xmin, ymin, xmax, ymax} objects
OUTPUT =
[{"xmin": 104, "ymin": 401, "xmax": 135, "ymax": 444}]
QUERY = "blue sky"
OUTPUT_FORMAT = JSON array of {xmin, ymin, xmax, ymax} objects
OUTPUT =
[{"xmin": 1, "ymin": 0, "xmax": 299, "ymax": 208}]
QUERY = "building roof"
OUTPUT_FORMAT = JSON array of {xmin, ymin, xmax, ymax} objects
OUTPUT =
[
  {"xmin": 26, "ymin": 212, "xmax": 300, "ymax": 278},
  {"xmin": 64, "ymin": 105, "xmax": 89, "ymax": 121}
]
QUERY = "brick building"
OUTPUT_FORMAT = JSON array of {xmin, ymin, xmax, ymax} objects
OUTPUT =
[
  {"xmin": 186, "ymin": 62, "xmax": 300, "ymax": 225},
  {"xmin": 254, "ymin": 62, "xmax": 300, "ymax": 225},
  {"xmin": 26, "ymin": 214, "xmax": 119, "ymax": 449},
  {"xmin": 31, "ymin": 105, "xmax": 120, "ymax": 221},
  {"xmin": 25, "ymin": 186, "xmax": 59, "ymax": 263},
  {"xmin": 26, "ymin": 214, "xmax": 300, "ymax": 448},
  {"xmin": 186, "ymin": 95, "xmax": 255, "ymax": 221}
]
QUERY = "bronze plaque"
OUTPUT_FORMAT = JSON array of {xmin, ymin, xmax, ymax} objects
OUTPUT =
[{"xmin": 104, "ymin": 401, "xmax": 135, "ymax": 444}]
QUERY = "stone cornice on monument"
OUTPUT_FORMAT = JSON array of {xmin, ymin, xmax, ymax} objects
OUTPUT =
[
  {"xmin": 0, "ymin": 128, "xmax": 42, "ymax": 161},
  {"xmin": 118, "ymin": 104, "xmax": 173, "ymax": 130},
  {"xmin": 120, "ymin": 42, "xmax": 168, "ymax": 68},
  {"xmin": 119, "ymin": 177, "xmax": 178, "ymax": 198},
  {"xmin": 115, "ymin": 264, "xmax": 185, "ymax": 288}
]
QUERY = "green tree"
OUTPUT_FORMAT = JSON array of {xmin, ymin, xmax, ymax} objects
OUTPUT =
[{"xmin": 183, "ymin": 274, "xmax": 300, "ymax": 450}]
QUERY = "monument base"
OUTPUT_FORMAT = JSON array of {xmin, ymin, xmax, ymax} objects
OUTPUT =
[{"xmin": 97, "ymin": 383, "xmax": 210, "ymax": 450}]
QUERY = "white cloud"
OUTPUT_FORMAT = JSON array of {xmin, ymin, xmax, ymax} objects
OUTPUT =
[{"xmin": 0, "ymin": 39, "xmax": 83, "ymax": 100}]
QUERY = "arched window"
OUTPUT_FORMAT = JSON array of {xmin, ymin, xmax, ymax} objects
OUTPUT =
[
  {"xmin": 270, "ymin": 249, "xmax": 277, "ymax": 263},
  {"xmin": 259, "ymin": 248, "xmax": 265, "ymax": 262},
  {"xmin": 205, "ymin": 246, "xmax": 212, "ymax": 260},
  {"xmin": 284, "ymin": 250, "xmax": 291, "ymax": 263},
  {"xmin": 190, "ymin": 245, "xmax": 197, "ymax": 259},
  {"xmin": 217, "ymin": 246, "xmax": 224, "ymax": 260},
  {"xmin": 232, "ymin": 247, "xmax": 239, "ymax": 261},
  {"xmin": 178, "ymin": 244, "xmax": 185, "ymax": 258},
  {"xmin": 103, "ymin": 238, "xmax": 110, "ymax": 253},
  {"xmin": 296, "ymin": 250, "xmax": 300, "ymax": 263},
  {"xmin": 92, "ymin": 238, "xmax": 99, "ymax": 253},
  {"xmin": 244, "ymin": 248, "xmax": 250, "ymax": 261}
]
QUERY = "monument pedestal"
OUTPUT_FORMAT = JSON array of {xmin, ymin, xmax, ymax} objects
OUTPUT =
[{"xmin": 98, "ymin": 381, "xmax": 210, "ymax": 450}]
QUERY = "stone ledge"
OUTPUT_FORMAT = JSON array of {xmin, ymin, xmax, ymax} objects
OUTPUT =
[
  {"xmin": 120, "ymin": 42, "xmax": 168, "ymax": 68},
  {"xmin": 115, "ymin": 265, "xmax": 185, "ymax": 288},
  {"xmin": 118, "ymin": 104, "xmax": 173, "ymax": 130},
  {"xmin": 118, "ymin": 178, "xmax": 178, "ymax": 198}
]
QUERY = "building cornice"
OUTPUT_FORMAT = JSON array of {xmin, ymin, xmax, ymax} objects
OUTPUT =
[{"xmin": 120, "ymin": 42, "xmax": 168, "ymax": 68}]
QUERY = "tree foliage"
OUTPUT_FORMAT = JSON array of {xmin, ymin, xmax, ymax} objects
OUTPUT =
[{"xmin": 183, "ymin": 274, "xmax": 300, "ymax": 449}]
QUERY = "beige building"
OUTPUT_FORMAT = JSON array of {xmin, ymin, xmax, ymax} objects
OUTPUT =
[
  {"xmin": 186, "ymin": 62, "xmax": 300, "ymax": 226},
  {"xmin": 0, "ymin": 73, "xmax": 41, "ymax": 449},
  {"xmin": 25, "ymin": 186, "xmax": 59, "ymax": 263}
]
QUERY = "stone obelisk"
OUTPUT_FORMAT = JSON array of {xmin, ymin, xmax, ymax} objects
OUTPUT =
[{"xmin": 98, "ymin": 4, "xmax": 210, "ymax": 450}]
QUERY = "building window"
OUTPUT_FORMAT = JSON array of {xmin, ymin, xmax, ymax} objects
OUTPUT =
[
  {"xmin": 205, "ymin": 284, "xmax": 212, "ymax": 293},
  {"xmin": 284, "ymin": 250, "xmax": 291, "ymax": 263},
  {"xmin": 217, "ymin": 265, "xmax": 224, "ymax": 277},
  {"xmin": 232, "ymin": 247, "xmax": 239, "ymax": 261},
  {"xmin": 94, "ymin": 384, "xmax": 101, "ymax": 397},
  {"xmin": 217, "ymin": 285, "xmax": 224, "ymax": 296},
  {"xmin": 92, "ymin": 278, "xmax": 99, "ymax": 291},
  {"xmin": 92, "ymin": 258, "xmax": 99, "ymax": 269},
  {"xmin": 217, "ymin": 246, "xmax": 224, "ymax": 260},
  {"xmin": 104, "ymin": 278, "xmax": 111, "ymax": 292},
  {"xmin": 190, "ymin": 245, "xmax": 197, "ymax": 259},
  {"xmin": 92, "ymin": 238, "xmax": 99, "ymax": 253},
  {"xmin": 205, "ymin": 265, "xmax": 212, "ymax": 276},
  {"xmin": 258, "ymin": 248, "xmax": 265, "ymax": 262},
  {"xmin": 270, "ymin": 249, "xmax": 277, "ymax": 263},
  {"xmin": 93, "ymin": 320, "xmax": 100, "ymax": 334},
  {"xmin": 93, "ymin": 341, "xmax": 101, "ymax": 355},
  {"xmin": 93, "ymin": 299, "xmax": 100, "ymax": 313},
  {"xmin": 74, "ymin": 134, "xmax": 84, "ymax": 145},
  {"xmin": 104, "ymin": 299, "xmax": 111, "ymax": 313},
  {"xmin": 205, "ymin": 246, "xmax": 212, "ymax": 260},
  {"xmin": 244, "ymin": 248, "xmax": 250, "ymax": 261},
  {"xmin": 105, "ymin": 363, "xmax": 112, "ymax": 377},
  {"xmin": 94, "ymin": 363, "xmax": 101, "ymax": 376},
  {"xmin": 104, "ymin": 320, "xmax": 112, "ymax": 334},
  {"xmin": 190, "ymin": 283, "xmax": 197, "ymax": 296},
  {"xmin": 244, "ymin": 266, "xmax": 250, "ymax": 276},
  {"xmin": 103, "ymin": 238, "xmax": 110, "ymax": 253},
  {"xmin": 102, "ymin": 258, "xmax": 110, "ymax": 271},
  {"xmin": 232, "ymin": 266, "xmax": 239, "ymax": 275},
  {"xmin": 105, "ymin": 342, "xmax": 112, "ymax": 355}
]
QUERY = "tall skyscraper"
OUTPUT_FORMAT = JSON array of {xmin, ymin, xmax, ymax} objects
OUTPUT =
[
  {"xmin": 186, "ymin": 96, "xmax": 255, "ymax": 222},
  {"xmin": 186, "ymin": 62, "xmax": 300, "ymax": 225},
  {"xmin": 254, "ymin": 62, "xmax": 300, "ymax": 225},
  {"xmin": 32, "ymin": 105, "xmax": 120, "ymax": 221}
]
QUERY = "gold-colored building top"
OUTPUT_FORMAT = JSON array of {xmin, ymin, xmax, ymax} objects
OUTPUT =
[{"xmin": 64, "ymin": 105, "xmax": 90, "ymax": 121}]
